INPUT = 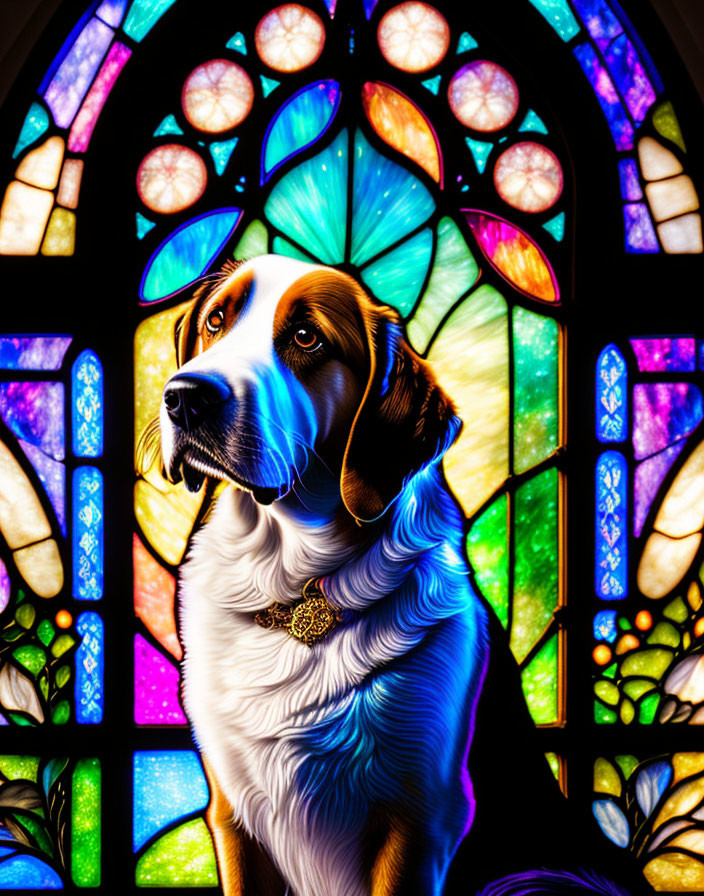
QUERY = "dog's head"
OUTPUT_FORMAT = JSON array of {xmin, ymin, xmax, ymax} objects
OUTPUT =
[{"xmin": 155, "ymin": 254, "xmax": 461, "ymax": 522}]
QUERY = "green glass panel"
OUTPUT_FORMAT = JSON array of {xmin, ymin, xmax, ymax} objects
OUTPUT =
[
  {"xmin": 13, "ymin": 102, "xmax": 50, "ymax": 159},
  {"xmin": 153, "ymin": 114, "xmax": 183, "ymax": 137},
  {"xmin": 512, "ymin": 468, "xmax": 558, "ymax": 663},
  {"xmin": 465, "ymin": 137, "xmax": 493, "ymax": 174},
  {"xmin": 350, "ymin": 129, "xmax": 434, "ymax": 267},
  {"xmin": 260, "ymin": 76, "xmax": 280, "ymax": 97},
  {"xmin": 521, "ymin": 634, "xmax": 558, "ymax": 725},
  {"xmin": 52, "ymin": 701, "xmax": 70, "ymax": 724},
  {"xmin": 37, "ymin": 620, "xmax": 55, "ymax": 646},
  {"xmin": 407, "ymin": 217, "xmax": 479, "ymax": 354},
  {"xmin": 595, "ymin": 681, "xmax": 619, "ymax": 705},
  {"xmin": 664, "ymin": 597, "xmax": 688, "ymax": 623},
  {"xmin": 457, "ymin": 32, "xmax": 478, "ymax": 52},
  {"xmin": 51, "ymin": 634, "xmax": 76, "ymax": 658},
  {"xmin": 618, "ymin": 617, "xmax": 632, "ymax": 631},
  {"xmin": 466, "ymin": 494, "xmax": 509, "ymax": 629},
  {"xmin": 595, "ymin": 701, "xmax": 617, "ymax": 724},
  {"xmin": 136, "ymin": 818, "xmax": 217, "ymax": 886},
  {"xmin": 55, "ymin": 665, "xmax": 70, "ymax": 688},
  {"xmin": 653, "ymin": 101, "xmax": 686, "ymax": 152},
  {"xmin": 615, "ymin": 755, "xmax": 640, "ymax": 780},
  {"xmin": 594, "ymin": 757, "xmax": 621, "ymax": 796},
  {"xmin": 421, "ymin": 76, "xmax": 441, "ymax": 95},
  {"xmin": 12, "ymin": 646, "xmax": 46, "ymax": 677},
  {"xmin": 545, "ymin": 752, "xmax": 560, "ymax": 781},
  {"xmin": 265, "ymin": 130, "xmax": 348, "ymax": 265},
  {"xmin": 527, "ymin": 0, "xmax": 580, "ymax": 41},
  {"xmin": 620, "ymin": 699, "xmax": 635, "ymax": 723},
  {"xmin": 209, "ymin": 138, "xmax": 238, "ymax": 176},
  {"xmin": 272, "ymin": 236, "xmax": 316, "ymax": 263},
  {"xmin": 513, "ymin": 307, "xmax": 559, "ymax": 474},
  {"xmin": 123, "ymin": 0, "xmax": 178, "ymax": 41},
  {"xmin": 603, "ymin": 662, "xmax": 617, "ymax": 679},
  {"xmin": 16, "ymin": 815, "xmax": 53, "ymax": 856},
  {"xmin": 0, "ymin": 756, "xmax": 39, "ymax": 781},
  {"xmin": 15, "ymin": 604, "xmax": 36, "ymax": 629},
  {"xmin": 136, "ymin": 213, "xmax": 156, "ymax": 240},
  {"xmin": 639, "ymin": 693, "xmax": 660, "ymax": 724},
  {"xmin": 233, "ymin": 219, "xmax": 268, "ymax": 260},
  {"xmin": 360, "ymin": 228, "xmax": 433, "ymax": 316},
  {"xmin": 518, "ymin": 109, "xmax": 548, "ymax": 135},
  {"xmin": 542, "ymin": 212, "xmax": 565, "ymax": 242},
  {"xmin": 226, "ymin": 32, "xmax": 247, "ymax": 54},
  {"xmin": 646, "ymin": 622, "xmax": 680, "ymax": 648},
  {"xmin": 620, "ymin": 648, "xmax": 673, "ymax": 680},
  {"xmin": 72, "ymin": 758, "xmax": 101, "ymax": 887}
]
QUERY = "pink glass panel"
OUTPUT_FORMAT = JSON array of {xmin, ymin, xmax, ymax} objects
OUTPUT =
[
  {"xmin": 630, "ymin": 338, "xmax": 696, "ymax": 373},
  {"xmin": 68, "ymin": 42, "xmax": 132, "ymax": 153},
  {"xmin": 134, "ymin": 633, "xmax": 187, "ymax": 726}
]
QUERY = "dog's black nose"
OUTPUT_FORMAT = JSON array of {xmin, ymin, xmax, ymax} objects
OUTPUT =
[{"xmin": 164, "ymin": 374, "xmax": 231, "ymax": 432}]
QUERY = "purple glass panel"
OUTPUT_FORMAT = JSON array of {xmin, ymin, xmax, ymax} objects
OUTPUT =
[
  {"xmin": 0, "ymin": 383, "xmax": 64, "ymax": 460},
  {"xmin": 68, "ymin": 41, "xmax": 132, "ymax": 153},
  {"xmin": 623, "ymin": 204, "xmax": 659, "ymax": 254},
  {"xmin": 0, "ymin": 560, "xmax": 9, "ymax": 614},
  {"xmin": 603, "ymin": 33, "xmax": 656, "ymax": 123},
  {"xmin": 42, "ymin": 18, "xmax": 113, "ymax": 128},
  {"xmin": 634, "ymin": 442, "xmax": 686, "ymax": 537},
  {"xmin": 618, "ymin": 159, "xmax": 642, "ymax": 201},
  {"xmin": 95, "ymin": 0, "xmax": 128, "ymax": 26},
  {"xmin": 19, "ymin": 440, "xmax": 65, "ymax": 534},
  {"xmin": 134, "ymin": 634, "xmax": 187, "ymax": 726},
  {"xmin": 572, "ymin": 0, "xmax": 622, "ymax": 50},
  {"xmin": 630, "ymin": 338, "xmax": 696, "ymax": 372},
  {"xmin": 573, "ymin": 43, "xmax": 634, "ymax": 150},
  {"xmin": 0, "ymin": 337, "xmax": 71, "ymax": 370},
  {"xmin": 633, "ymin": 383, "xmax": 703, "ymax": 460}
]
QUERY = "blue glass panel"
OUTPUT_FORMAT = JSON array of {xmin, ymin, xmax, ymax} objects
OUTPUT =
[
  {"xmin": 73, "ymin": 467, "xmax": 104, "ymax": 601},
  {"xmin": 596, "ymin": 451, "xmax": 628, "ymax": 599},
  {"xmin": 573, "ymin": 43, "xmax": 634, "ymax": 151},
  {"xmin": 42, "ymin": 17, "xmax": 113, "ymax": 128},
  {"xmin": 571, "ymin": 0, "xmax": 622, "ymax": 50},
  {"xmin": 518, "ymin": 109, "xmax": 548, "ymax": 134},
  {"xmin": 210, "ymin": 137, "xmax": 238, "ymax": 175},
  {"xmin": 76, "ymin": 612, "xmax": 104, "ymax": 724},
  {"xmin": 457, "ymin": 32, "xmax": 478, "ymax": 53},
  {"xmin": 0, "ymin": 854, "xmax": 63, "ymax": 888},
  {"xmin": 260, "ymin": 76, "xmax": 280, "ymax": 98},
  {"xmin": 140, "ymin": 208, "xmax": 243, "ymax": 302},
  {"xmin": 618, "ymin": 159, "xmax": 642, "ymax": 201},
  {"xmin": 623, "ymin": 203, "xmax": 658, "ymax": 254},
  {"xmin": 72, "ymin": 350, "xmax": 104, "ymax": 458},
  {"xmin": 265, "ymin": 130, "xmax": 348, "ymax": 265},
  {"xmin": 12, "ymin": 103, "xmax": 50, "ymax": 159},
  {"xmin": 19, "ymin": 441, "xmax": 65, "ymax": 534},
  {"xmin": 364, "ymin": 0, "xmax": 379, "ymax": 18},
  {"xmin": 262, "ymin": 81, "xmax": 341, "ymax": 183},
  {"xmin": 136, "ymin": 212, "xmax": 156, "ymax": 239},
  {"xmin": 360, "ymin": 228, "xmax": 433, "ymax": 316},
  {"xmin": 527, "ymin": 0, "xmax": 580, "ymax": 40},
  {"xmin": 351, "ymin": 130, "xmax": 435, "ymax": 267},
  {"xmin": 0, "ymin": 337, "xmax": 71, "ymax": 370},
  {"xmin": 596, "ymin": 344, "xmax": 627, "ymax": 442},
  {"xmin": 133, "ymin": 751, "xmax": 210, "ymax": 851},
  {"xmin": 633, "ymin": 383, "xmax": 703, "ymax": 460},
  {"xmin": 594, "ymin": 610, "xmax": 618, "ymax": 642},
  {"xmin": 421, "ymin": 76, "xmax": 441, "ymax": 95},
  {"xmin": 95, "ymin": 0, "xmax": 129, "ymax": 26},
  {"xmin": 226, "ymin": 32, "xmax": 247, "ymax": 54},
  {"xmin": 542, "ymin": 212, "xmax": 565, "ymax": 241},
  {"xmin": 465, "ymin": 137, "xmax": 493, "ymax": 174},
  {"xmin": 153, "ymin": 114, "xmax": 183, "ymax": 136},
  {"xmin": 0, "ymin": 383, "xmax": 64, "ymax": 460},
  {"xmin": 123, "ymin": 0, "xmax": 178, "ymax": 41},
  {"xmin": 603, "ymin": 33, "xmax": 656, "ymax": 123}
]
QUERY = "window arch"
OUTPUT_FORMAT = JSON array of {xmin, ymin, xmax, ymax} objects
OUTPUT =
[{"xmin": 0, "ymin": 0, "xmax": 702, "ymax": 892}]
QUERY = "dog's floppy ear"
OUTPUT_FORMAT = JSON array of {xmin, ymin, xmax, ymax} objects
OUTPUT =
[{"xmin": 340, "ymin": 304, "xmax": 461, "ymax": 523}]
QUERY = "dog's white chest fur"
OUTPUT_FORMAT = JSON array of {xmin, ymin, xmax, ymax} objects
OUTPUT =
[{"xmin": 180, "ymin": 488, "xmax": 369, "ymax": 895}]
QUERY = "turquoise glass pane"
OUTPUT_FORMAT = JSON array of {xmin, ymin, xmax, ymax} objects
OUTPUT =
[
  {"xmin": 457, "ymin": 32, "xmax": 478, "ymax": 52},
  {"xmin": 140, "ymin": 208, "xmax": 243, "ymax": 302},
  {"xmin": 351, "ymin": 129, "xmax": 435, "ymax": 266},
  {"xmin": 465, "ymin": 137, "xmax": 493, "ymax": 174},
  {"xmin": 596, "ymin": 451, "xmax": 628, "ymax": 599},
  {"xmin": 272, "ymin": 236, "xmax": 315, "ymax": 262},
  {"xmin": 72, "ymin": 350, "xmax": 103, "ymax": 458},
  {"xmin": 226, "ymin": 32, "xmax": 246, "ymax": 54},
  {"xmin": 153, "ymin": 114, "xmax": 183, "ymax": 137},
  {"xmin": 123, "ymin": 0, "xmax": 178, "ymax": 41},
  {"xmin": 527, "ymin": 0, "xmax": 580, "ymax": 40},
  {"xmin": 136, "ymin": 213, "xmax": 155, "ymax": 239},
  {"xmin": 518, "ymin": 109, "xmax": 548, "ymax": 134},
  {"xmin": 133, "ymin": 752, "xmax": 209, "ymax": 852},
  {"xmin": 209, "ymin": 137, "xmax": 238, "ymax": 175},
  {"xmin": 260, "ymin": 76, "xmax": 280, "ymax": 97},
  {"xmin": 513, "ymin": 307, "xmax": 559, "ymax": 474},
  {"xmin": 73, "ymin": 467, "xmax": 103, "ymax": 601},
  {"xmin": 12, "ymin": 103, "xmax": 50, "ymax": 159},
  {"xmin": 76, "ymin": 612, "xmax": 104, "ymax": 724},
  {"xmin": 542, "ymin": 212, "xmax": 565, "ymax": 241},
  {"xmin": 265, "ymin": 130, "xmax": 347, "ymax": 265},
  {"xmin": 596, "ymin": 344, "xmax": 627, "ymax": 442},
  {"xmin": 421, "ymin": 76, "xmax": 441, "ymax": 95},
  {"xmin": 263, "ymin": 81, "xmax": 341, "ymax": 182},
  {"xmin": 360, "ymin": 228, "xmax": 433, "ymax": 316}
]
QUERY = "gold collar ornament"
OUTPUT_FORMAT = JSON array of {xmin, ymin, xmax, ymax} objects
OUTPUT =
[{"xmin": 254, "ymin": 578, "xmax": 340, "ymax": 647}]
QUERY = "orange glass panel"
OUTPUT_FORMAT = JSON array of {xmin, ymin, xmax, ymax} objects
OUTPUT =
[{"xmin": 133, "ymin": 533, "xmax": 181, "ymax": 659}]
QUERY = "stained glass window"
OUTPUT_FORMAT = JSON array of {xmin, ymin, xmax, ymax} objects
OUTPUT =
[{"xmin": 0, "ymin": 0, "xmax": 702, "ymax": 892}]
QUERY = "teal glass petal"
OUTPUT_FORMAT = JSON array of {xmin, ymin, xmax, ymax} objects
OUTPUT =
[
  {"xmin": 261, "ymin": 76, "xmax": 280, "ymax": 97},
  {"xmin": 140, "ymin": 208, "xmax": 243, "ymax": 302},
  {"xmin": 153, "ymin": 114, "xmax": 183, "ymax": 137},
  {"xmin": 518, "ymin": 109, "xmax": 548, "ymax": 134},
  {"xmin": 263, "ymin": 81, "xmax": 341, "ymax": 183},
  {"xmin": 265, "ymin": 130, "xmax": 348, "ymax": 264},
  {"xmin": 421, "ymin": 76, "xmax": 442, "ymax": 95},
  {"xmin": 226, "ymin": 32, "xmax": 247, "ymax": 54},
  {"xmin": 351, "ymin": 129, "xmax": 435, "ymax": 267},
  {"xmin": 136, "ymin": 213, "xmax": 155, "ymax": 239},
  {"xmin": 527, "ymin": 0, "xmax": 580, "ymax": 41},
  {"xmin": 543, "ymin": 212, "xmax": 565, "ymax": 241},
  {"xmin": 457, "ymin": 32, "xmax": 478, "ymax": 53},
  {"xmin": 272, "ymin": 236, "xmax": 316, "ymax": 263},
  {"xmin": 123, "ymin": 0, "xmax": 179, "ymax": 41},
  {"xmin": 465, "ymin": 137, "xmax": 493, "ymax": 174},
  {"xmin": 360, "ymin": 228, "xmax": 433, "ymax": 316},
  {"xmin": 13, "ymin": 103, "xmax": 50, "ymax": 159},
  {"xmin": 209, "ymin": 137, "xmax": 238, "ymax": 175}
]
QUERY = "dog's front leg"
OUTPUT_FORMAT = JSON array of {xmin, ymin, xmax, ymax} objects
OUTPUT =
[{"xmin": 203, "ymin": 757, "xmax": 286, "ymax": 896}]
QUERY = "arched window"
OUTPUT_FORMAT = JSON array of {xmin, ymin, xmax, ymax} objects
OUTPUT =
[{"xmin": 0, "ymin": 0, "xmax": 701, "ymax": 891}]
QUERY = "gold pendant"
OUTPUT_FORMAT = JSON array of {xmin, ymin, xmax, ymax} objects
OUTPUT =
[{"xmin": 254, "ymin": 579, "xmax": 340, "ymax": 646}]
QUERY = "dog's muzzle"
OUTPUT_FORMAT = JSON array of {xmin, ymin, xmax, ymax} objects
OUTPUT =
[{"xmin": 164, "ymin": 373, "xmax": 231, "ymax": 433}]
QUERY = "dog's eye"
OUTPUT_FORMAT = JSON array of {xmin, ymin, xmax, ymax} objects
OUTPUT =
[
  {"xmin": 205, "ymin": 309, "xmax": 225, "ymax": 334},
  {"xmin": 293, "ymin": 326, "xmax": 322, "ymax": 352}
]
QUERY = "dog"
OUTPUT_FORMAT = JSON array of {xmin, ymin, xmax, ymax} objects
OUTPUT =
[{"xmin": 150, "ymin": 254, "xmax": 634, "ymax": 896}]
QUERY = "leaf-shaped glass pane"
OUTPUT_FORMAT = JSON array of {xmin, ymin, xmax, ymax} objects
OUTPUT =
[
  {"xmin": 636, "ymin": 760, "xmax": 673, "ymax": 818},
  {"xmin": 592, "ymin": 798, "xmax": 630, "ymax": 847}
]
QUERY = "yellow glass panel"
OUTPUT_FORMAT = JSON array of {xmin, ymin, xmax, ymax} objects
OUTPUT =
[
  {"xmin": 15, "ymin": 136, "xmax": 65, "ymax": 190},
  {"xmin": 134, "ymin": 480, "xmax": 203, "ymax": 566},
  {"xmin": 594, "ymin": 758, "xmax": 621, "ymax": 797},
  {"xmin": 361, "ymin": 82, "xmax": 440, "ymax": 182},
  {"xmin": 644, "ymin": 854, "xmax": 704, "ymax": 892},
  {"xmin": 13, "ymin": 538, "xmax": 63, "ymax": 598},
  {"xmin": 646, "ymin": 175, "xmax": 699, "ymax": 223},
  {"xmin": 57, "ymin": 159, "xmax": 84, "ymax": 209},
  {"xmin": 0, "ymin": 440, "xmax": 51, "ymax": 548},
  {"xmin": 428, "ymin": 285, "xmax": 509, "ymax": 517},
  {"xmin": 638, "ymin": 532, "xmax": 701, "ymax": 599},
  {"xmin": 41, "ymin": 208, "xmax": 76, "ymax": 256},
  {"xmin": 653, "ymin": 774, "xmax": 704, "ymax": 833},
  {"xmin": 654, "ymin": 441, "xmax": 704, "ymax": 538},
  {"xmin": 638, "ymin": 136, "xmax": 683, "ymax": 181},
  {"xmin": 0, "ymin": 181, "xmax": 54, "ymax": 255},
  {"xmin": 658, "ymin": 213, "xmax": 704, "ymax": 254},
  {"xmin": 673, "ymin": 753, "xmax": 704, "ymax": 786}
]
